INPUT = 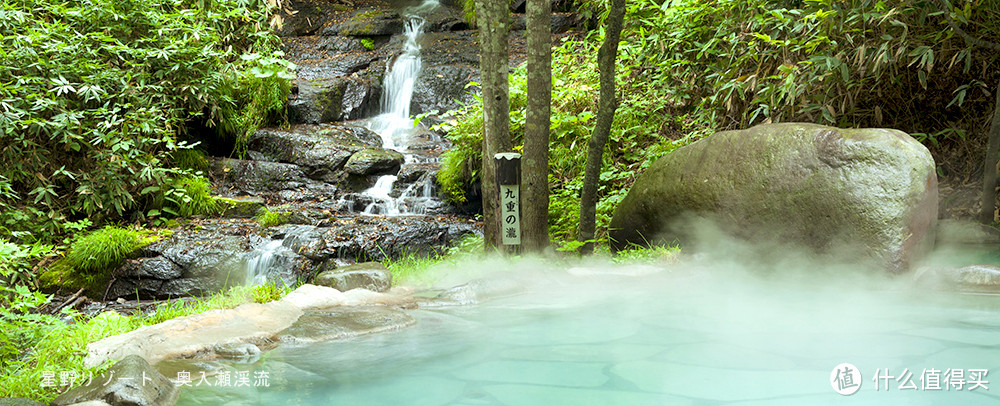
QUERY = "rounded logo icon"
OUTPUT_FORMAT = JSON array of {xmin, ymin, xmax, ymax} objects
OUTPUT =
[{"xmin": 831, "ymin": 363, "xmax": 862, "ymax": 395}]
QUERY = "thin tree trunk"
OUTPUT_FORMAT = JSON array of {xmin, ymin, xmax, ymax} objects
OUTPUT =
[
  {"xmin": 521, "ymin": 0, "xmax": 552, "ymax": 252},
  {"xmin": 578, "ymin": 0, "xmax": 626, "ymax": 254},
  {"xmin": 979, "ymin": 85, "xmax": 1000, "ymax": 224},
  {"xmin": 475, "ymin": 0, "xmax": 512, "ymax": 250}
]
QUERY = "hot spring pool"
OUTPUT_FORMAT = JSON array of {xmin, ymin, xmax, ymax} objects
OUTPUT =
[{"xmin": 169, "ymin": 264, "xmax": 1000, "ymax": 405}]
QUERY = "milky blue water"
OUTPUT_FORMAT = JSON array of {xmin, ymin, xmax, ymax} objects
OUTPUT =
[{"xmin": 171, "ymin": 266, "xmax": 1000, "ymax": 406}]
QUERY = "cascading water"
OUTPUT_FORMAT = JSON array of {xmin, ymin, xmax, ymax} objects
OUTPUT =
[
  {"xmin": 361, "ymin": 1, "xmax": 440, "ymax": 216},
  {"xmin": 246, "ymin": 239, "xmax": 285, "ymax": 285}
]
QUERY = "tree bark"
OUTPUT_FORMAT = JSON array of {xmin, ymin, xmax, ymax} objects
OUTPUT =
[
  {"xmin": 979, "ymin": 85, "xmax": 1000, "ymax": 224},
  {"xmin": 521, "ymin": 0, "xmax": 552, "ymax": 252},
  {"xmin": 475, "ymin": 0, "xmax": 512, "ymax": 250},
  {"xmin": 577, "ymin": 0, "xmax": 626, "ymax": 254}
]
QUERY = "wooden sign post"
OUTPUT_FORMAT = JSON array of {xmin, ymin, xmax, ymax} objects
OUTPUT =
[{"xmin": 495, "ymin": 153, "xmax": 521, "ymax": 248}]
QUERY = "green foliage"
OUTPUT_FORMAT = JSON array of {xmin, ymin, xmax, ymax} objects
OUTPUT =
[
  {"xmin": 625, "ymin": 0, "xmax": 998, "ymax": 144},
  {"xmin": 611, "ymin": 244, "xmax": 679, "ymax": 264},
  {"xmin": 384, "ymin": 234, "xmax": 483, "ymax": 285},
  {"xmin": 437, "ymin": 37, "xmax": 687, "ymax": 247},
  {"xmin": 360, "ymin": 38, "xmax": 376, "ymax": 50},
  {"xmin": 462, "ymin": 0, "xmax": 477, "ymax": 26},
  {"xmin": 61, "ymin": 226, "xmax": 155, "ymax": 274},
  {"xmin": 0, "ymin": 0, "xmax": 292, "ymax": 241},
  {"xmin": 254, "ymin": 208, "xmax": 287, "ymax": 228},
  {"xmin": 441, "ymin": 0, "xmax": 1000, "ymax": 250},
  {"xmin": 0, "ymin": 240, "xmax": 52, "ymax": 290},
  {"xmin": 145, "ymin": 176, "xmax": 221, "ymax": 222},
  {"xmin": 250, "ymin": 282, "xmax": 286, "ymax": 303},
  {"xmin": 39, "ymin": 226, "xmax": 159, "ymax": 296},
  {"xmin": 171, "ymin": 148, "xmax": 211, "ymax": 173}
]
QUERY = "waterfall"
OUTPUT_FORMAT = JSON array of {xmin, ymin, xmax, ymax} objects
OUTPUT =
[
  {"xmin": 367, "ymin": 17, "xmax": 426, "ymax": 151},
  {"xmin": 246, "ymin": 239, "xmax": 284, "ymax": 285},
  {"xmin": 362, "ymin": 2, "xmax": 439, "ymax": 216},
  {"xmin": 362, "ymin": 175, "xmax": 400, "ymax": 215}
]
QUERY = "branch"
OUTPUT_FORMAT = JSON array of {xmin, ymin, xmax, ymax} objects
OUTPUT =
[{"xmin": 936, "ymin": 0, "xmax": 1000, "ymax": 51}]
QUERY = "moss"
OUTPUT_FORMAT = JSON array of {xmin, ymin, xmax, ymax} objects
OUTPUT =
[
  {"xmin": 39, "ymin": 226, "xmax": 162, "ymax": 296},
  {"xmin": 360, "ymin": 38, "xmax": 375, "ymax": 50},
  {"xmin": 216, "ymin": 198, "xmax": 265, "ymax": 218}
]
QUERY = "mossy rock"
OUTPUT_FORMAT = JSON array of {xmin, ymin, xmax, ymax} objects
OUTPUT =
[
  {"xmin": 609, "ymin": 123, "xmax": 938, "ymax": 273},
  {"xmin": 39, "ymin": 227, "xmax": 163, "ymax": 298},
  {"xmin": 39, "ymin": 261, "xmax": 112, "ymax": 298},
  {"xmin": 217, "ymin": 197, "xmax": 266, "ymax": 218},
  {"xmin": 325, "ymin": 9, "xmax": 402, "ymax": 36}
]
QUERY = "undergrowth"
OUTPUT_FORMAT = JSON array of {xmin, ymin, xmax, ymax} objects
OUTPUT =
[
  {"xmin": 0, "ymin": 283, "xmax": 291, "ymax": 403},
  {"xmin": 0, "ymin": 0, "xmax": 292, "ymax": 241}
]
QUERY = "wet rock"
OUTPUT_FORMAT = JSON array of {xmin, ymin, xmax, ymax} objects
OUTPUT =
[
  {"xmin": 53, "ymin": 355, "xmax": 178, "ymax": 406},
  {"xmin": 397, "ymin": 163, "xmax": 438, "ymax": 183},
  {"xmin": 412, "ymin": 31, "xmax": 480, "ymax": 115},
  {"xmin": 250, "ymin": 124, "xmax": 381, "ymax": 181},
  {"xmin": 936, "ymin": 219, "xmax": 1000, "ymax": 245},
  {"xmin": 84, "ymin": 301, "xmax": 304, "ymax": 367},
  {"xmin": 325, "ymin": 9, "xmax": 402, "ymax": 36},
  {"xmin": 609, "ymin": 123, "xmax": 938, "ymax": 273},
  {"xmin": 0, "ymin": 398, "xmax": 44, "ymax": 406},
  {"xmin": 108, "ymin": 219, "xmax": 278, "ymax": 300},
  {"xmin": 289, "ymin": 78, "xmax": 349, "ymax": 124},
  {"xmin": 272, "ymin": 0, "xmax": 343, "ymax": 37},
  {"xmin": 342, "ymin": 77, "xmax": 381, "ymax": 120},
  {"xmin": 412, "ymin": 64, "xmax": 479, "ymax": 115},
  {"xmin": 282, "ymin": 36, "xmax": 371, "ymax": 61},
  {"xmin": 421, "ymin": 6, "xmax": 469, "ymax": 32},
  {"xmin": 344, "ymin": 148, "xmax": 405, "ymax": 176},
  {"xmin": 281, "ymin": 284, "xmax": 348, "ymax": 310},
  {"xmin": 296, "ymin": 53, "xmax": 377, "ymax": 80},
  {"xmin": 313, "ymin": 262, "xmax": 392, "ymax": 292},
  {"xmin": 315, "ymin": 215, "xmax": 480, "ymax": 261},
  {"xmin": 211, "ymin": 158, "xmax": 311, "ymax": 194},
  {"xmin": 213, "ymin": 343, "xmax": 261, "ymax": 362},
  {"xmin": 114, "ymin": 257, "xmax": 182, "ymax": 280},
  {"xmin": 156, "ymin": 277, "xmax": 228, "ymax": 298},
  {"xmin": 277, "ymin": 306, "xmax": 415, "ymax": 344}
]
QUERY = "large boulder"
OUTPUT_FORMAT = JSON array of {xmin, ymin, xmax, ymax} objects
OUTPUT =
[
  {"xmin": 344, "ymin": 148, "xmax": 405, "ymax": 176},
  {"xmin": 609, "ymin": 123, "xmax": 938, "ymax": 273},
  {"xmin": 53, "ymin": 355, "xmax": 178, "ymax": 406}
]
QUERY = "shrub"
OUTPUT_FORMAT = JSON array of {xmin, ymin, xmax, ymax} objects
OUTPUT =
[{"xmin": 0, "ymin": 0, "xmax": 292, "ymax": 240}]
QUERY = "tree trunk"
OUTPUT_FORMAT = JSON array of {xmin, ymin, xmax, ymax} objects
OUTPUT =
[
  {"xmin": 475, "ymin": 0, "xmax": 512, "ymax": 250},
  {"xmin": 577, "ymin": 0, "xmax": 626, "ymax": 254},
  {"xmin": 979, "ymin": 84, "xmax": 1000, "ymax": 224},
  {"xmin": 521, "ymin": 0, "xmax": 552, "ymax": 252}
]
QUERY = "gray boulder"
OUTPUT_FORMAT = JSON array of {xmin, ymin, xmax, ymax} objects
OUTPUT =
[
  {"xmin": 609, "ymin": 123, "xmax": 938, "ymax": 273},
  {"xmin": 249, "ymin": 124, "xmax": 381, "ymax": 181},
  {"xmin": 52, "ymin": 355, "xmax": 178, "ymax": 406},
  {"xmin": 314, "ymin": 262, "xmax": 392, "ymax": 292},
  {"xmin": 344, "ymin": 148, "xmax": 405, "ymax": 176}
]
